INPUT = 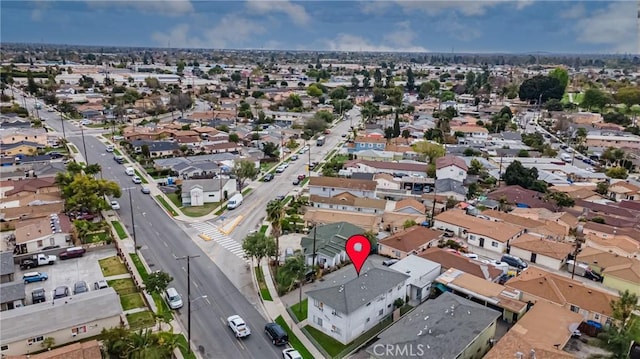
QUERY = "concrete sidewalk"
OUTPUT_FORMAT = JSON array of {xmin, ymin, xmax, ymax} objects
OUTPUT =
[{"xmin": 259, "ymin": 263, "xmax": 325, "ymax": 359}]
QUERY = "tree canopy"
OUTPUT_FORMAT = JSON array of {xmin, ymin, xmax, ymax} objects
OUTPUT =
[
  {"xmin": 548, "ymin": 67, "xmax": 569, "ymax": 91},
  {"xmin": 503, "ymin": 160, "xmax": 544, "ymax": 192},
  {"xmin": 55, "ymin": 171, "xmax": 121, "ymax": 213},
  {"xmin": 143, "ymin": 271, "xmax": 173, "ymax": 295},
  {"xmin": 518, "ymin": 75, "xmax": 564, "ymax": 103},
  {"xmin": 231, "ymin": 159, "xmax": 259, "ymax": 190},
  {"xmin": 242, "ymin": 232, "xmax": 277, "ymax": 266}
]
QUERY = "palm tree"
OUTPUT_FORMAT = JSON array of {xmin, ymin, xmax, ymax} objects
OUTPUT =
[
  {"xmin": 266, "ymin": 200, "xmax": 285, "ymax": 275},
  {"xmin": 281, "ymin": 254, "xmax": 307, "ymax": 314}
]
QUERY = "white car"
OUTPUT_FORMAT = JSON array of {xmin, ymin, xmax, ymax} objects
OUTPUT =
[
  {"xmin": 105, "ymin": 145, "xmax": 115, "ymax": 152},
  {"xmin": 227, "ymin": 315, "xmax": 251, "ymax": 338},
  {"xmin": 110, "ymin": 201, "xmax": 120, "ymax": 210},
  {"xmin": 283, "ymin": 348, "xmax": 302, "ymax": 359},
  {"xmin": 132, "ymin": 176, "xmax": 142, "ymax": 184}
]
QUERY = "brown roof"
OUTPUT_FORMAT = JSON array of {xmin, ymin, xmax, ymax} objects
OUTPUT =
[
  {"xmin": 419, "ymin": 247, "xmax": 503, "ymax": 280},
  {"xmin": 608, "ymin": 181, "xmax": 640, "ymax": 194},
  {"xmin": 175, "ymin": 136, "xmax": 200, "ymax": 143},
  {"xmin": 14, "ymin": 215, "xmax": 71, "ymax": 244},
  {"xmin": 510, "ymin": 234, "xmax": 574, "ymax": 260},
  {"xmin": 488, "ymin": 185, "xmax": 557, "ymax": 211},
  {"xmin": 394, "ymin": 198, "xmax": 425, "ymax": 214},
  {"xmin": 303, "ymin": 209, "xmax": 380, "ymax": 232},
  {"xmin": 506, "ymin": 267, "xmax": 617, "ymax": 316},
  {"xmin": 577, "ymin": 246, "xmax": 635, "ymax": 269},
  {"xmin": 574, "ymin": 199, "xmax": 640, "ymax": 219},
  {"xmin": 619, "ymin": 200, "xmax": 640, "ymax": 211},
  {"xmin": 435, "ymin": 155, "xmax": 468, "ymax": 171},
  {"xmin": 0, "ymin": 202, "xmax": 64, "ymax": 221},
  {"xmin": 435, "ymin": 209, "xmax": 524, "ymax": 243},
  {"xmin": 603, "ymin": 260, "xmax": 640, "ymax": 284},
  {"xmin": 373, "ymin": 173, "xmax": 396, "ymax": 182},
  {"xmin": 484, "ymin": 301, "xmax": 581, "ymax": 359},
  {"xmin": 355, "ymin": 135, "xmax": 387, "ymax": 144},
  {"xmin": 583, "ymin": 221, "xmax": 640, "ymax": 237},
  {"xmin": 378, "ymin": 226, "xmax": 441, "ymax": 253},
  {"xmin": 309, "ymin": 193, "xmax": 387, "ymax": 210},
  {"xmin": 6, "ymin": 340, "xmax": 102, "ymax": 359},
  {"xmin": 344, "ymin": 159, "xmax": 428, "ymax": 173},
  {"xmin": 451, "ymin": 124, "xmax": 488, "ymax": 133},
  {"xmin": 309, "ymin": 177, "xmax": 377, "ymax": 191},
  {"xmin": 585, "ymin": 234, "xmax": 640, "ymax": 256},
  {"xmin": 565, "ymin": 187, "xmax": 601, "ymax": 200},
  {"xmin": 3, "ymin": 177, "xmax": 57, "ymax": 196}
]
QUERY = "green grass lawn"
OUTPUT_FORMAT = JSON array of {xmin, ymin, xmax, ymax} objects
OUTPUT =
[
  {"xmin": 126, "ymin": 310, "xmax": 156, "ymax": 331},
  {"xmin": 242, "ymin": 188, "xmax": 252, "ymax": 196},
  {"xmin": 290, "ymin": 298, "xmax": 308, "ymax": 322},
  {"xmin": 166, "ymin": 192, "xmax": 182, "ymax": 207},
  {"xmin": 134, "ymin": 169, "xmax": 148, "ymax": 184},
  {"xmin": 113, "ymin": 148, "xmax": 122, "ymax": 156},
  {"xmin": 155, "ymin": 195, "xmax": 179, "ymax": 216},
  {"xmin": 255, "ymin": 266, "xmax": 273, "ymax": 301},
  {"xmin": 98, "ymin": 256, "xmax": 129, "ymax": 277},
  {"xmin": 181, "ymin": 203, "xmax": 219, "ymax": 217},
  {"xmin": 259, "ymin": 225, "xmax": 268, "ymax": 234},
  {"xmin": 84, "ymin": 231, "xmax": 111, "ymax": 244},
  {"xmin": 304, "ymin": 325, "xmax": 345, "ymax": 357},
  {"xmin": 107, "ymin": 278, "xmax": 138, "ymax": 295},
  {"xmin": 275, "ymin": 316, "xmax": 313, "ymax": 359},
  {"xmin": 300, "ymin": 177, "xmax": 310, "ymax": 186},
  {"xmin": 129, "ymin": 253, "xmax": 149, "ymax": 281},
  {"xmin": 111, "ymin": 221, "xmax": 128, "ymax": 240},
  {"xmin": 153, "ymin": 293, "xmax": 173, "ymax": 322},
  {"xmin": 120, "ymin": 293, "xmax": 146, "ymax": 310},
  {"xmin": 174, "ymin": 334, "xmax": 196, "ymax": 359}
]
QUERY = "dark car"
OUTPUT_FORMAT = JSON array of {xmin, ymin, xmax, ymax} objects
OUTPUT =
[
  {"xmin": 497, "ymin": 273, "xmax": 514, "ymax": 285},
  {"xmin": 293, "ymin": 179, "xmax": 300, "ymax": 185},
  {"xmin": 275, "ymin": 195, "xmax": 285, "ymax": 201},
  {"xmin": 500, "ymin": 254, "xmax": 528, "ymax": 270},
  {"xmin": 265, "ymin": 323, "xmax": 288, "ymax": 346},
  {"xmin": 53, "ymin": 286, "xmax": 70, "ymax": 299},
  {"xmin": 264, "ymin": 173, "xmax": 274, "ymax": 182},
  {"xmin": 48, "ymin": 152, "xmax": 63, "ymax": 159},
  {"xmin": 585, "ymin": 270, "xmax": 603, "ymax": 282},
  {"xmin": 73, "ymin": 281, "xmax": 89, "ymax": 295},
  {"xmin": 32, "ymin": 288, "xmax": 46, "ymax": 303},
  {"xmin": 59, "ymin": 247, "xmax": 86, "ymax": 260},
  {"xmin": 297, "ymin": 174, "xmax": 306, "ymax": 180}
]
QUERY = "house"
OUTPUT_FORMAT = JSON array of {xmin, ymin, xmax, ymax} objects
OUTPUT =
[
  {"xmin": 0, "ymin": 141, "xmax": 44, "ymax": 157},
  {"xmin": 393, "ymin": 198, "xmax": 425, "ymax": 215},
  {"xmin": 130, "ymin": 140, "xmax": 179, "ymax": 157},
  {"xmin": 0, "ymin": 282, "xmax": 25, "ymax": 311},
  {"xmin": 436, "ymin": 155, "xmax": 468, "ymax": 182},
  {"xmin": 377, "ymin": 226, "xmax": 441, "ymax": 259},
  {"xmin": 309, "ymin": 193, "xmax": 386, "ymax": 214},
  {"xmin": 301, "ymin": 222, "xmax": 365, "ymax": 267},
  {"xmin": 1, "ymin": 177, "xmax": 59, "ymax": 197},
  {"xmin": 13, "ymin": 216, "xmax": 72, "ymax": 254},
  {"xmin": 0, "ymin": 128, "xmax": 49, "ymax": 146},
  {"xmin": 351, "ymin": 136, "xmax": 387, "ymax": 153},
  {"xmin": 484, "ymin": 301, "xmax": 583, "ymax": 359},
  {"xmin": 387, "ymin": 255, "xmax": 441, "ymax": 305},
  {"xmin": 505, "ymin": 267, "xmax": 618, "ymax": 326},
  {"xmin": 585, "ymin": 233, "xmax": 640, "ymax": 258},
  {"xmin": 343, "ymin": 159, "xmax": 429, "ymax": 177},
  {"xmin": 0, "ymin": 252, "xmax": 15, "ymax": 284},
  {"xmin": 308, "ymin": 177, "xmax": 377, "ymax": 199},
  {"xmin": 419, "ymin": 247, "xmax": 503, "ymax": 281},
  {"xmin": 4, "ymin": 340, "xmax": 102, "ymax": 359},
  {"xmin": 180, "ymin": 178, "xmax": 237, "ymax": 206},
  {"xmin": 487, "ymin": 185, "xmax": 557, "ymax": 211},
  {"xmin": 434, "ymin": 268, "xmax": 528, "ymax": 323},
  {"xmin": 607, "ymin": 181, "xmax": 640, "ymax": 202},
  {"xmin": 434, "ymin": 179, "xmax": 468, "ymax": 201},
  {"xmin": 433, "ymin": 210, "xmax": 524, "ymax": 254},
  {"xmin": 352, "ymin": 149, "xmax": 397, "ymax": 162},
  {"xmin": 576, "ymin": 246, "xmax": 635, "ymax": 275},
  {"xmin": 0, "ymin": 288, "xmax": 123, "ymax": 356},
  {"xmin": 508, "ymin": 234, "xmax": 574, "ymax": 270},
  {"xmin": 450, "ymin": 125, "xmax": 489, "ymax": 139},
  {"xmin": 365, "ymin": 292, "xmax": 500, "ymax": 359},
  {"xmin": 306, "ymin": 267, "xmax": 409, "ymax": 345},
  {"xmin": 482, "ymin": 209, "xmax": 567, "ymax": 240}
]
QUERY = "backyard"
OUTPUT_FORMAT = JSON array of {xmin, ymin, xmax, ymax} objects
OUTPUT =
[
  {"xmin": 98, "ymin": 256, "xmax": 128, "ymax": 277},
  {"xmin": 85, "ymin": 231, "xmax": 111, "ymax": 244}
]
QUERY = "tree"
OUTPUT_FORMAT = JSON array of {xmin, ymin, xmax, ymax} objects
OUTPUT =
[
  {"xmin": 384, "ymin": 126, "xmax": 394, "ymax": 139},
  {"xmin": 401, "ymin": 129, "xmax": 410, "ymax": 139},
  {"xmin": 169, "ymin": 93, "xmax": 192, "ymax": 118},
  {"xmin": 546, "ymin": 191, "xmax": 575, "ymax": 210},
  {"xmin": 329, "ymin": 86, "xmax": 348, "ymax": 100},
  {"xmin": 314, "ymin": 110, "xmax": 334, "ymax": 123},
  {"xmin": 26, "ymin": 70, "xmax": 39, "ymax": 95},
  {"xmin": 262, "ymin": 142, "xmax": 279, "ymax": 158},
  {"xmin": 503, "ymin": 160, "xmax": 539, "ymax": 190},
  {"xmin": 418, "ymin": 81, "xmax": 433, "ymax": 99},
  {"xmin": 230, "ymin": 71, "xmax": 241, "ymax": 84},
  {"xmin": 403, "ymin": 219, "xmax": 417, "ymax": 229},
  {"xmin": 41, "ymin": 337, "xmax": 55, "ymax": 350},
  {"xmin": 350, "ymin": 76, "xmax": 359, "ymax": 89},
  {"xmin": 405, "ymin": 67, "xmax": 415, "ymax": 92},
  {"xmin": 596, "ymin": 181, "xmax": 609, "ymax": 195},
  {"xmin": 606, "ymin": 166, "xmax": 629, "ymax": 179},
  {"xmin": 304, "ymin": 118, "xmax": 328, "ymax": 137},
  {"xmin": 548, "ymin": 67, "xmax": 569, "ymax": 91},
  {"xmin": 144, "ymin": 77, "xmax": 161, "ymax": 89},
  {"xmin": 581, "ymin": 88, "xmax": 611, "ymax": 110},
  {"xmin": 229, "ymin": 133, "xmax": 240, "ymax": 143},
  {"xmin": 439, "ymin": 91, "xmax": 455, "ymax": 102},
  {"xmin": 143, "ymin": 271, "xmax": 173, "ymax": 295},
  {"xmin": 412, "ymin": 141, "xmax": 445, "ymax": 164},
  {"xmin": 242, "ymin": 232, "xmax": 277, "ymax": 266},
  {"xmin": 266, "ymin": 199, "xmax": 285, "ymax": 272},
  {"xmin": 518, "ymin": 75, "xmax": 564, "ymax": 103},
  {"xmin": 278, "ymin": 254, "xmax": 308, "ymax": 306},
  {"xmin": 614, "ymin": 86, "xmax": 640, "ymax": 107},
  {"xmin": 392, "ymin": 112, "xmax": 401, "ymax": 138},
  {"xmin": 56, "ymin": 172, "xmax": 121, "ymax": 213},
  {"xmin": 231, "ymin": 159, "xmax": 259, "ymax": 190},
  {"xmin": 307, "ymin": 84, "xmax": 323, "ymax": 98},
  {"xmin": 84, "ymin": 163, "xmax": 102, "ymax": 176},
  {"xmin": 467, "ymin": 159, "xmax": 484, "ymax": 175},
  {"xmin": 598, "ymin": 290, "xmax": 639, "ymax": 359}
]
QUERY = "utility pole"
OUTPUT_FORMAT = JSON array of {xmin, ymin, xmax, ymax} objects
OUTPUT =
[
  {"xmin": 176, "ymin": 255, "xmax": 200, "ymax": 354},
  {"xmin": 80, "ymin": 125, "xmax": 89, "ymax": 164},
  {"xmin": 430, "ymin": 176, "xmax": 438, "ymax": 228},
  {"xmin": 59, "ymin": 112, "xmax": 66, "ymax": 140},
  {"xmin": 307, "ymin": 141, "xmax": 311, "ymax": 180},
  {"xmin": 122, "ymin": 187, "xmax": 137, "ymax": 252},
  {"xmin": 312, "ymin": 224, "xmax": 317, "ymax": 270}
]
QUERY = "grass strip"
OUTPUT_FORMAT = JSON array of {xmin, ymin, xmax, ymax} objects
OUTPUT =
[
  {"xmin": 155, "ymin": 195, "xmax": 179, "ymax": 216},
  {"xmin": 129, "ymin": 253, "xmax": 149, "ymax": 281},
  {"xmin": 275, "ymin": 316, "xmax": 313, "ymax": 359},
  {"xmin": 111, "ymin": 221, "xmax": 127, "ymax": 240},
  {"xmin": 255, "ymin": 266, "xmax": 273, "ymax": 301},
  {"xmin": 134, "ymin": 169, "xmax": 149, "ymax": 184}
]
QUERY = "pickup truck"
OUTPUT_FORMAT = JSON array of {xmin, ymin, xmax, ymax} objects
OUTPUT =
[{"xmin": 20, "ymin": 254, "xmax": 57, "ymax": 269}]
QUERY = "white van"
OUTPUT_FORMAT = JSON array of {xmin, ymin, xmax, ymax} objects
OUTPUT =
[
  {"xmin": 165, "ymin": 287, "xmax": 183, "ymax": 309},
  {"xmin": 227, "ymin": 193, "xmax": 243, "ymax": 210},
  {"xmin": 125, "ymin": 167, "xmax": 135, "ymax": 176}
]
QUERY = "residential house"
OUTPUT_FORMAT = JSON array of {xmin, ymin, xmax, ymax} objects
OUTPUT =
[
  {"xmin": 434, "ymin": 268, "xmax": 528, "ymax": 323},
  {"xmin": 607, "ymin": 181, "xmax": 640, "ymax": 202},
  {"xmin": 450, "ymin": 125, "xmax": 489, "ymax": 139},
  {"xmin": 487, "ymin": 185, "xmax": 557, "ymax": 211},
  {"xmin": 505, "ymin": 267, "xmax": 618, "ymax": 326},
  {"xmin": 433, "ymin": 209, "xmax": 524, "ymax": 254},
  {"xmin": 0, "ymin": 288, "xmax": 123, "ymax": 356},
  {"xmin": 13, "ymin": 216, "xmax": 72, "ymax": 254},
  {"xmin": 1, "ymin": 177, "xmax": 59, "ymax": 198},
  {"xmin": 586, "ymin": 134, "xmax": 640, "ymax": 150},
  {"xmin": 0, "ymin": 282, "xmax": 25, "ymax": 311},
  {"xmin": 174, "ymin": 136, "xmax": 201, "ymax": 147},
  {"xmin": 309, "ymin": 193, "xmax": 386, "ymax": 214},
  {"xmin": 373, "ymin": 173, "xmax": 401, "ymax": 190},
  {"xmin": 130, "ymin": 140, "xmax": 180, "ymax": 157},
  {"xmin": 0, "ymin": 141, "xmax": 44, "ymax": 157},
  {"xmin": 301, "ymin": 222, "xmax": 365, "ymax": 267},
  {"xmin": 583, "ymin": 221, "xmax": 640, "ymax": 242},
  {"xmin": 0, "ymin": 118, "xmax": 31, "ymax": 129},
  {"xmin": 201, "ymin": 142, "xmax": 241, "ymax": 154},
  {"xmin": 436, "ymin": 155, "xmax": 468, "ymax": 182},
  {"xmin": 509, "ymin": 208, "xmax": 579, "ymax": 236},
  {"xmin": 377, "ymin": 226, "xmax": 441, "ymax": 259},
  {"xmin": 365, "ymin": 292, "xmax": 500, "ymax": 359},
  {"xmin": 585, "ymin": 233, "xmax": 640, "ymax": 258},
  {"xmin": 602, "ymin": 260, "xmax": 640, "ymax": 297},
  {"xmin": 351, "ymin": 136, "xmax": 388, "ymax": 153},
  {"xmin": 420, "ymin": 247, "xmax": 504, "ymax": 281},
  {"xmin": 181, "ymin": 178, "xmax": 237, "ymax": 206},
  {"xmin": 387, "ymin": 255, "xmax": 440, "ymax": 305},
  {"xmin": 352, "ymin": 149, "xmax": 396, "ymax": 162},
  {"xmin": 308, "ymin": 177, "xmax": 377, "ymax": 199},
  {"xmin": 484, "ymin": 301, "xmax": 583, "ymax": 359},
  {"xmin": 393, "ymin": 198, "xmax": 425, "ymax": 215},
  {"xmin": 0, "ymin": 252, "xmax": 15, "ymax": 284},
  {"xmin": 306, "ymin": 267, "xmax": 409, "ymax": 345},
  {"xmin": 0, "ymin": 128, "xmax": 49, "ymax": 147},
  {"xmin": 434, "ymin": 179, "xmax": 468, "ymax": 201},
  {"xmin": 577, "ymin": 246, "xmax": 635, "ymax": 274},
  {"xmin": 4, "ymin": 340, "xmax": 102, "ymax": 359},
  {"xmin": 343, "ymin": 159, "xmax": 429, "ymax": 177},
  {"xmin": 481, "ymin": 209, "xmax": 567, "ymax": 240},
  {"xmin": 508, "ymin": 234, "xmax": 574, "ymax": 270}
]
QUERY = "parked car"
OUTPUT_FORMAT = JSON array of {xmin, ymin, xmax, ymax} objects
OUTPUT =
[
  {"xmin": 73, "ymin": 281, "xmax": 89, "ymax": 295},
  {"xmin": 297, "ymin": 174, "xmax": 306, "ymax": 180},
  {"xmin": 32, "ymin": 288, "xmax": 46, "ymax": 303},
  {"xmin": 105, "ymin": 145, "xmax": 114, "ymax": 152},
  {"xmin": 500, "ymin": 254, "xmax": 528, "ymax": 270},
  {"xmin": 283, "ymin": 348, "xmax": 303, "ymax": 359},
  {"xmin": 20, "ymin": 254, "xmax": 57, "ymax": 269},
  {"xmin": 275, "ymin": 165, "xmax": 286, "ymax": 173},
  {"xmin": 111, "ymin": 201, "xmax": 120, "ymax": 210},
  {"xmin": 53, "ymin": 286, "xmax": 70, "ymax": 299},
  {"xmin": 290, "ymin": 155, "xmax": 298, "ymax": 161},
  {"xmin": 59, "ymin": 247, "xmax": 86, "ymax": 260},
  {"xmin": 264, "ymin": 173, "xmax": 274, "ymax": 182},
  {"xmin": 94, "ymin": 280, "xmax": 109, "ymax": 290},
  {"xmin": 165, "ymin": 287, "xmax": 183, "ymax": 310},
  {"xmin": 114, "ymin": 155, "xmax": 125, "ymax": 164},
  {"xmin": 42, "ymin": 245, "xmax": 60, "ymax": 251},
  {"xmin": 132, "ymin": 176, "xmax": 142, "ymax": 184},
  {"xmin": 141, "ymin": 186, "xmax": 151, "ymax": 194},
  {"xmin": 265, "ymin": 322, "xmax": 288, "ymax": 346},
  {"xmin": 227, "ymin": 315, "xmax": 251, "ymax": 338},
  {"xmin": 23, "ymin": 272, "xmax": 48, "ymax": 284},
  {"xmin": 292, "ymin": 178, "xmax": 300, "ymax": 185}
]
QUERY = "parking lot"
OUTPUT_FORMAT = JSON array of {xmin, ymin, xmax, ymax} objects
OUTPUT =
[{"xmin": 17, "ymin": 247, "xmax": 118, "ymax": 304}]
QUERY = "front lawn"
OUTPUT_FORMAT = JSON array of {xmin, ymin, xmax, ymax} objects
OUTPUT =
[
  {"xmin": 304, "ymin": 325, "xmax": 345, "ymax": 357},
  {"xmin": 120, "ymin": 293, "xmax": 146, "ymax": 310},
  {"xmin": 181, "ymin": 203, "xmax": 219, "ymax": 217},
  {"xmin": 242, "ymin": 188, "xmax": 252, "ymax": 196},
  {"xmin": 98, "ymin": 256, "xmax": 128, "ymax": 277},
  {"xmin": 126, "ymin": 310, "xmax": 155, "ymax": 331},
  {"xmin": 290, "ymin": 298, "xmax": 308, "ymax": 322},
  {"xmin": 153, "ymin": 293, "xmax": 173, "ymax": 322},
  {"xmin": 108, "ymin": 278, "xmax": 138, "ymax": 295},
  {"xmin": 166, "ymin": 192, "xmax": 182, "ymax": 208},
  {"xmin": 255, "ymin": 266, "xmax": 273, "ymax": 301},
  {"xmin": 85, "ymin": 231, "xmax": 111, "ymax": 244},
  {"xmin": 155, "ymin": 195, "xmax": 179, "ymax": 216},
  {"xmin": 111, "ymin": 221, "xmax": 127, "ymax": 240},
  {"xmin": 275, "ymin": 316, "xmax": 313, "ymax": 359}
]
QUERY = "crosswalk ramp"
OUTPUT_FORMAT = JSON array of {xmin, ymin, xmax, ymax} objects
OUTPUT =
[{"xmin": 190, "ymin": 222, "xmax": 248, "ymax": 263}]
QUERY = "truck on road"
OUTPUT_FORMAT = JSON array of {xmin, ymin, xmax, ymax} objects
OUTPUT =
[
  {"xmin": 227, "ymin": 193, "xmax": 243, "ymax": 210},
  {"xmin": 20, "ymin": 254, "xmax": 57, "ymax": 269},
  {"xmin": 316, "ymin": 136, "xmax": 326, "ymax": 146}
]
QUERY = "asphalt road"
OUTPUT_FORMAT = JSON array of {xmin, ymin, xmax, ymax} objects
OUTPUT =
[{"xmin": 15, "ymin": 92, "xmax": 284, "ymax": 359}]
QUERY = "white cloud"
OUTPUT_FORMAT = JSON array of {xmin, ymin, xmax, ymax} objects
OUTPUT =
[
  {"xmin": 151, "ymin": 16, "xmax": 266, "ymax": 49},
  {"xmin": 574, "ymin": 2, "xmax": 638, "ymax": 53},
  {"xmin": 87, "ymin": 0, "xmax": 194, "ymax": 16},
  {"xmin": 360, "ymin": 0, "xmax": 534, "ymax": 16},
  {"xmin": 562, "ymin": 4, "xmax": 586, "ymax": 19},
  {"xmin": 245, "ymin": 0, "xmax": 310, "ymax": 26},
  {"xmin": 321, "ymin": 22, "xmax": 428, "ymax": 52}
]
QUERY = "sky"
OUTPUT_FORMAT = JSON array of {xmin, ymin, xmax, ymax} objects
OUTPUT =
[{"xmin": 1, "ymin": 1, "xmax": 639, "ymax": 54}]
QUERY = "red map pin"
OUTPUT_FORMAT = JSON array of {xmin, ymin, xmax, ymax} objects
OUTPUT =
[{"xmin": 345, "ymin": 234, "xmax": 371, "ymax": 277}]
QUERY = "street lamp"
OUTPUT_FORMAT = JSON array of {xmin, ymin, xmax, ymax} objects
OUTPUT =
[
  {"xmin": 176, "ymin": 255, "xmax": 200, "ymax": 354},
  {"xmin": 122, "ymin": 187, "xmax": 138, "ymax": 252}
]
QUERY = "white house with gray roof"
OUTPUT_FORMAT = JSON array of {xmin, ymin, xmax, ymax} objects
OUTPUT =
[
  {"xmin": 305, "ymin": 267, "xmax": 409, "ymax": 344},
  {"xmin": 181, "ymin": 178, "xmax": 237, "ymax": 206},
  {"xmin": 0, "ymin": 287, "xmax": 122, "ymax": 356}
]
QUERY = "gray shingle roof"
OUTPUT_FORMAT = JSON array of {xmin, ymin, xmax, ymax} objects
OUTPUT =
[
  {"xmin": 0, "ymin": 252, "xmax": 15, "ymax": 276},
  {"xmin": 0, "ymin": 287, "xmax": 122, "ymax": 343},
  {"xmin": 306, "ymin": 267, "xmax": 409, "ymax": 315},
  {"xmin": 0, "ymin": 281, "xmax": 25, "ymax": 303},
  {"xmin": 366, "ymin": 292, "xmax": 500, "ymax": 359},
  {"xmin": 301, "ymin": 222, "xmax": 364, "ymax": 258}
]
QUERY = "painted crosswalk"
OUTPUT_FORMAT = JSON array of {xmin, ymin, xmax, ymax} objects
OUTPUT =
[{"xmin": 190, "ymin": 222, "xmax": 248, "ymax": 262}]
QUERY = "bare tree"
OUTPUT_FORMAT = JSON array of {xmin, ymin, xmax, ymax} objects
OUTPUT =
[{"xmin": 170, "ymin": 93, "xmax": 193, "ymax": 118}]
